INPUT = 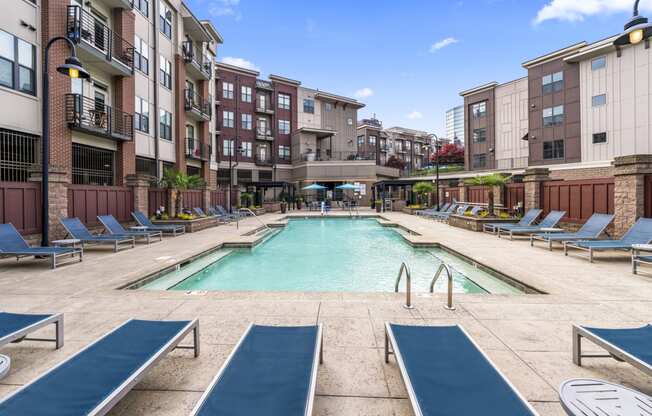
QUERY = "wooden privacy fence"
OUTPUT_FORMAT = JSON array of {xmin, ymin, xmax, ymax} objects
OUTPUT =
[
  {"xmin": 542, "ymin": 178, "xmax": 614, "ymax": 223},
  {"xmin": 210, "ymin": 190, "xmax": 228, "ymax": 208},
  {"xmin": 0, "ymin": 181, "xmax": 40, "ymax": 234},
  {"xmin": 67, "ymin": 185, "xmax": 133, "ymax": 226},
  {"xmin": 504, "ymin": 183, "xmax": 525, "ymax": 212},
  {"xmin": 148, "ymin": 188, "xmax": 168, "ymax": 216},
  {"xmin": 465, "ymin": 186, "xmax": 489, "ymax": 204},
  {"xmin": 442, "ymin": 187, "xmax": 461, "ymax": 203},
  {"xmin": 181, "ymin": 190, "xmax": 203, "ymax": 210}
]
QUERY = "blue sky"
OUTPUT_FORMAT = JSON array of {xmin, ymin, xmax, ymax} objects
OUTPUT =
[{"xmin": 186, "ymin": 0, "xmax": 652, "ymax": 136}]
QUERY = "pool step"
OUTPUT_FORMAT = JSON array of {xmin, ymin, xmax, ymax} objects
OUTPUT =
[{"xmin": 141, "ymin": 249, "xmax": 234, "ymax": 290}]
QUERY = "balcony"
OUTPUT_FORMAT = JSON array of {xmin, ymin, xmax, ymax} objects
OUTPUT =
[
  {"xmin": 66, "ymin": 6, "xmax": 134, "ymax": 77},
  {"xmin": 65, "ymin": 94, "xmax": 133, "ymax": 141},
  {"xmin": 186, "ymin": 138, "xmax": 211, "ymax": 161},
  {"xmin": 256, "ymin": 128, "xmax": 274, "ymax": 141},
  {"xmin": 255, "ymin": 154, "xmax": 273, "ymax": 166},
  {"xmin": 379, "ymin": 144, "xmax": 389, "ymax": 152},
  {"xmin": 299, "ymin": 151, "xmax": 376, "ymax": 162},
  {"xmin": 256, "ymin": 79, "xmax": 273, "ymax": 91},
  {"xmin": 181, "ymin": 41, "xmax": 211, "ymax": 80},
  {"xmin": 184, "ymin": 89, "xmax": 211, "ymax": 121},
  {"xmin": 255, "ymin": 104, "xmax": 274, "ymax": 115}
]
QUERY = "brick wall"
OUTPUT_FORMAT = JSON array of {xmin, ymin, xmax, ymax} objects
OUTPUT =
[
  {"xmin": 174, "ymin": 55, "xmax": 187, "ymax": 172},
  {"xmin": 549, "ymin": 166, "xmax": 614, "ymax": 181}
]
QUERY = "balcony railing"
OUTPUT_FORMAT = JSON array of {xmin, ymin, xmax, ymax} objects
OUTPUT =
[
  {"xmin": 181, "ymin": 41, "xmax": 211, "ymax": 79},
  {"xmin": 65, "ymin": 94, "xmax": 134, "ymax": 141},
  {"xmin": 298, "ymin": 151, "xmax": 376, "ymax": 162},
  {"xmin": 255, "ymin": 154, "xmax": 273, "ymax": 166},
  {"xmin": 496, "ymin": 156, "xmax": 529, "ymax": 170},
  {"xmin": 184, "ymin": 89, "xmax": 212, "ymax": 120},
  {"xmin": 66, "ymin": 6, "xmax": 134, "ymax": 73},
  {"xmin": 256, "ymin": 79, "xmax": 273, "ymax": 90},
  {"xmin": 186, "ymin": 138, "xmax": 211, "ymax": 161},
  {"xmin": 256, "ymin": 128, "xmax": 274, "ymax": 141},
  {"xmin": 256, "ymin": 103, "xmax": 274, "ymax": 114}
]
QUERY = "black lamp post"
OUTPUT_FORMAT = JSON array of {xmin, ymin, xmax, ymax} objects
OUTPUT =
[
  {"xmin": 428, "ymin": 134, "xmax": 442, "ymax": 210},
  {"xmin": 615, "ymin": 0, "xmax": 652, "ymax": 46},
  {"xmin": 227, "ymin": 144, "xmax": 244, "ymax": 212},
  {"xmin": 41, "ymin": 37, "xmax": 90, "ymax": 246}
]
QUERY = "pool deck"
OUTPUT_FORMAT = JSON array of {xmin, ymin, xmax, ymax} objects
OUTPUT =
[{"xmin": 0, "ymin": 209, "xmax": 650, "ymax": 415}]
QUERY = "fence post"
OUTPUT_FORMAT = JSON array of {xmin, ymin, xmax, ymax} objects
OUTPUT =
[
  {"xmin": 613, "ymin": 155, "xmax": 652, "ymax": 237},
  {"xmin": 126, "ymin": 174, "xmax": 152, "ymax": 217},
  {"xmin": 29, "ymin": 167, "xmax": 70, "ymax": 242},
  {"xmin": 457, "ymin": 180, "xmax": 467, "ymax": 202},
  {"xmin": 523, "ymin": 168, "xmax": 550, "ymax": 212}
]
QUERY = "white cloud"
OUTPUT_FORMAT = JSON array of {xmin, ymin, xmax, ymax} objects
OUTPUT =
[
  {"xmin": 220, "ymin": 57, "xmax": 260, "ymax": 72},
  {"xmin": 407, "ymin": 111, "xmax": 423, "ymax": 120},
  {"xmin": 534, "ymin": 0, "xmax": 652, "ymax": 24},
  {"xmin": 209, "ymin": 0, "xmax": 241, "ymax": 18},
  {"xmin": 430, "ymin": 37, "xmax": 459, "ymax": 52},
  {"xmin": 354, "ymin": 87, "xmax": 374, "ymax": 98}
]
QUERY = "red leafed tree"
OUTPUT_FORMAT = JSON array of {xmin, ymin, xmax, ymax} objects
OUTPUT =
[
  {"xmin": 385, "ymin": 155, "xmax": 406, "ymax": 170},
  {"xmin": 431, "ymin": 143, "xmax": 464, "ymax": 165}
]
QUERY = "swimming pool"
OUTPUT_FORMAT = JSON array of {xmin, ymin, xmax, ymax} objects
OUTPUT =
[{"xmin": 141, "ymin": 218, "xmax": 525, "ymax": 294}]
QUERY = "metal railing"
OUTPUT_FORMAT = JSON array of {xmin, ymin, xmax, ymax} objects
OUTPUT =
[
  {"xmin": 256, "ymin": 79, "xmax": 273, "ymax": 90},
  {"xmin": 298, "ymin": 151, "xmax": 377, "ymax": 162},
  {"xmin": 181, "ymin": 41, "xmax": 211, "ymax": 78},
  {"xmin": 186, "ymin": 138, "xmax": 210, "ymax": 161},
  {"xmin": 254, "ymin": 154, "xmax": 273, "ymax": 166},
  {"xmin": 394, "ymin": 262, "xmax": 413, "ymax": 309},
  {"xmin": 496, "ymin": 156, "xmax": 529, "ymax": 170},
  {"xmin": 236, "ymin": 207, "xmax": 271, "ymax": 232},
  {"xmin": 184, "ymin": 89, "xmax": 212, "ymax": 119},
  {"xmin": 65, "ymin": 94, "xmax": 134, "ymax": 140},
  {"xmin": 66, "ymin": 6, "xmax": 134, "ymax": 71},
  {"xmin": 0, "ymin": 128, "xmax": 38, "ymax": 182},
  {"xmin": 429, "ymin": 263, "xmax": 455, "ymax": 310},
  {"xmin": 256, "ymin": 129, "xmax": 274, "ymax": 140}
]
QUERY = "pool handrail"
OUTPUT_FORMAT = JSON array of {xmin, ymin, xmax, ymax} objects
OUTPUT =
[
  {"xmin": 394, "ymin": 262, "xmax": 413, "ymax": 309},
  {"xmin": 429, "ymin": 262, "xmax": 455, "ymax": 310}
]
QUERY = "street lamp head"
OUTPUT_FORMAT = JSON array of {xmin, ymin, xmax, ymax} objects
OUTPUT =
[
  {"xmin": 56, "ymin": 55, "xmax": 90, "ymax": 79},
  {"xmin": 615, "ymin": 1, "xmax": 652, "ymax": 46}
]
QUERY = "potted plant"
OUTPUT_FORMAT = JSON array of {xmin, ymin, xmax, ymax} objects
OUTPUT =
[
  {"xmin": 412, "ymin": 181, "xmax": 434, "ymax": 207},
  {"xmin": 296, "ymin": 196, "xmax": 303, "ymax": 210},
  {"xmin": 280, "ymin": 199, "xmax": 288, "ymax": 213},
  {"xmin": 160, "ymin": 168, "xmax": 205, "ymax": 217},
  {"xmin": 464, "ymin": 173, "xmax": 510, "ymax": 216},
  {"xmin": 375, "ymin": 200, "xmax": 383, "ymax": 213}
]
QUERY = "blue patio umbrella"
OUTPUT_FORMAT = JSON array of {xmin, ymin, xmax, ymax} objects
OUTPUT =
[
  {"xmin": 336, "ymin": 184, "xmax": 360, "ymax": 190},
  {"xmin": 302, "ymin": 184, "xmax": 327, "ymax": 190}
]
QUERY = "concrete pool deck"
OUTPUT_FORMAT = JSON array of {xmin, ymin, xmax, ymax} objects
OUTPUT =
[{"xmin": 0, "ymin": 209, "xmax": 650, "ymax": 415}]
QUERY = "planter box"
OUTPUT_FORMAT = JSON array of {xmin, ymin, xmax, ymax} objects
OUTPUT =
[
  {"xmin": 402, "ymin": 207, "xmax": 426, "ymax": 215},
  {"xmin": 448, "ymin": 214, "xmax": 519, "ymax": 232},
  {"xmin": 152, "ymin": 216, "xmax": 219, "ymax": 233},
  {"xmin": 262, "ymin": 202, "xmax": 281, "ymax": 213}
]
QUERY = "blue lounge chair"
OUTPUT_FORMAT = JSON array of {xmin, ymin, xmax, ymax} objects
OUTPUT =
[
  {"xmin": 132, "ymin": 210, "xmax": 186, "ymax": 236},
  {"xmin": 564, "ymin": 217, "xmax": 652, "ymax": 262},
  {"xmin": 215, "ymin": 205, "xmax": 239, "ymax": 220},
  {"xmin": 60, "ymin": 217, "xmax": 135, "ymax": 252},
  {"xmin": 497, "ymin": 210, "xmax": 566, "ymax": 240},
  {"xmin": 483, "ymin": 209, "xmax": 542, "ymax": 234},
  {"xmin": 385, "ymin": 324, "xmax": 537, "ymax": 415},
  {"xmin": 435, "ymin": 204, "xmax": 468, "ymax": 222},
  {"xmin": 426, "ymin": 203, "xmax": 457, "ymax": 219},
  {"xmin": 0, "ymin": 319, "xmax": 199, "ymax": 414},
  {"xmin": 193, "ymin": 207, "xmax": 207, "ymax": 217},
  {"xmin": 0, "ymin": 224, "xmax": 82, "ymax": 269},
  {"xmin": 98, "ymin": 215, "xmax": 163, "ymax": 245},
  {"xmin": 416, "ymin": 202, "xmax": 450, "ymax": 216},
  {"xmin": 468, "ymin": 205, "xmax": 485, "ymax": 216},
  {"xmin": 530, "ymin": 213, "xmax": 614, "ymax": 250},
  {"xmin": 632, "ymin": 244, "xmax": 652, "ymax": 274},
  {"xmin": 559, "ymin": 378, "xmax": 651, "ymax": 416},
  {"xmin": 191, "ymin": 324, "xmax": 322, "ymax": 416},
  {"xmin": 572, "ymin": 324, "xmax": 651, "ymax": 377},
  {"xmin": 0, "ymin": 312, "xmax": 63, "ymax": 349}
]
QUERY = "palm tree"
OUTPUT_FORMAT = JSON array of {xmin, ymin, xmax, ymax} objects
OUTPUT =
[
  {"xmin": 412, "ymin": 181, "xmax": 434, "ymax": 206},
  {"xmin": 161, "ymin": 168, "xmax": 205, "ymax": 216},
  {"xmin": 465, "ymin": 173, "xmax": 510, "ymax": 216}
]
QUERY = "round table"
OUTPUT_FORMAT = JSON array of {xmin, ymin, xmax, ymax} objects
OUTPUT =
[{"xmin": 0, "ymin": 354, "xmax": 10, "ymax": 380}]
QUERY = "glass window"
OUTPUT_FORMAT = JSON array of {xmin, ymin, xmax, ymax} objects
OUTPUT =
[
  {"xmin": 471, "ymin": 102, "xmax": 486, "ymax": 118},
  {"xmin": 241, "ymin": 86, "xmax": 252, "ymax": 103},
  {"xmin": 134, "ymin": 36, "xmax": 149, "ymax": 74},
  {"xmin": 134, "ymin": 0, "xmax": 149, "ymax": 16},
  {"xmin": 369, "ymin": 135, "xmax": 376, "ymax": 146},
  {"xmin": 543, "ymin": 105, "xmax": 564, "ymax": 126},
  {"xmin": 592, "ymin": 56, "xmax": 606, "ymax": 71},
  {"xmin": 278, "ymin": 93, "xmax": 290, "ymax": 110},
  {"xmin": 222, "ymin": 82, "xmax": 234, "ymax": 99},
  {"xmin": 135, "ymin": 96, "xmax": 149, "ymax": 133},
  {"xmin": 592, "ymin": 132, "xmax": 607, "ymax": 144},
  {"xmin": 472, "ymin": 128, "xmax": 486, "ymax": 143},
  {"xmin": 325, "ymin": 102, "xmax": 332, "ymax": 112},
  {"xmin": 223, "ymin": 111, "xmax": 234, "ymax": 128},
  {"xmin": 223, "ymin": 139, "xmax": 234, "ymax": 156},
  {"xmin": 159, "ymin": 56, "xmax": 171, "ymax": 89},
  {"xmin": 242, "ymin": 142, "xmax": 252, "ymax": 157},
  {"xmin": 543, "ymin": 140, "xmax": 564, "ymax": 159},
  {"xmin": 278, "ymin": 119, "xmax": 290, "ymax": 134},
  {"xmin": 241, "ymin": 113, "xmax": 252, "ymax": 130},
  {"xmin": 357, "ymin": 135, "xmax": 365, "ymax": 146},
  {"xmin": 592, "ymin": 94, "xmax": 606, "ymax": 107},
  {"xmin": 278, "ymin": 145, "xmax": 290, "ymax": 159},
  {"xmin": 0, "ymin": 31, "xmax": 35, "ymax": 95},
  {"xmin": 472, "ymin": 154, "xmax": 486, "ymax": 168},
  {"xmin": 303, "ymin": 99, "xmax": 314, "ymax": 114},
  {"xmin": 159, "ymin": 109, "xmax": 172, "ymax": 140},
  {"xmin": 159, "ymin": 1, "xmax": 172, "ymax": 38},
  {"xmin": 542, "ymin": 71, "xmax": 563, "ymax": 94},
  {"xmin": 0, "ymin": 31, "xmax": 13, "ymax": 60}
]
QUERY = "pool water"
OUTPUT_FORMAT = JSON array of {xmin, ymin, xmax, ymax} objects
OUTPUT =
[{"xmin": 144, "ymin": 218, "xmax": 523, "ymax": 294}]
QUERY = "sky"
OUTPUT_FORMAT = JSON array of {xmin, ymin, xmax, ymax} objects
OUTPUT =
[{"xmin": 185, "ymin": 0, "xmax": 652, "ymax": 136}]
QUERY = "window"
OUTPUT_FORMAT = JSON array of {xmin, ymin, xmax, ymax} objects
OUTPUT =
[
  {"xmin": 257, "ymin": 118, "xmax": 268, "ymax": 135},
  {"xmin": 0, "ymin": 30, "xmax": 35, "ymax": 95},
  {"xmin": 592, "ymin": 94, "xmax": 606, "ymax": 107},
  {"xmin": 222, "ymin": 82, "xmax": 234, "ymax": 99},
  {"xmin": 369, "ymin": 135, "xmax": 377, "ymax": 146},
  {"xmin": 133, "ymin": 0, "xmax": 149, "ymax": 16},
  {"xmin": 242, "ymin": 142, "xmax": 252, "ymax": 158},
  {"xmin": 241, "ymin": 113, "xmax": 252, "ymax": 130},
  {"xmin": 258, "ymin": 95, "xmax": 267, "ymax": 110},
  {"xmin": 592, "ymin": 56, "xmax": 606, "ymax": 71},
  {"xmin": 223, "ymin": 139, "xmax": 234, "ymax": 156},
  {"xmin": 592, "ymin": 132, "xmax": 607, "ymax": 144},
  {"xmin": 72, "ymin": 143, "xmax": 115, "ymax": 186},
  {"xmin": 278, "ymin": 145, "xmax": 290, "ymax": 160},
  {"xmin": 223, "ymin": 111, "xmax": 234, "ymax": 128},
  {"xmin": 0, "ymin": 128, "xmax": 37, "ymax": 182},
  {"xmin": 472, "ymin": 154, "xmax": 486, "ymax": 169},
  {"xmin": 542, "ymin": 71, "xmax": 563, "ymax": 94},
  {"xmin": 471, "ymin": 102, "xmax": 486, "ymax": 118},
  {"xmin": 405, "ymin": 140, "xmax": 411, "ymax": 150},
  {"xmin": 543, "ymin": 105, "xmax": 564, "ymax": 127},
  {"xmin": 278, "ymin": 93, "xmax": 290, "ymax": 110},
  {"xmin": 472, "ymin": 128, "xmax": 486, "ymax": 143},
  {"xmin": 325, "ymin": 102, "xmax": 332, "ymax": 112},
  {"xmin": 347, "ymin": 118, "xmax": 353, "ymax": 126},
  {"xmin": 134, "ymin": 97, "xmax": 149, "ymax": 133},
  {"xmin": 303, "ymin": 99, "xmax": 314, "ymax": 114},
  {"xmin": 278, "ymin": 119, "xmax": 290, "ymax": 134},
  {"xmin": 186, "ymin": 124, "xmax": 194, "ymax": 139},
  {"xmin": 159, "ymin": 56, "xmax": 171, "ymax": 89},
  {"xmin": 136, "ymin": 157, "xmax": 156, "ymax": 176},
  {"xmin": 134, "ymin": 36, "xmax": 149, "ymax": 74},
  {"xmin": 159, "ymin": 1, "xmax": 172, "ymax": 38},
  {"xmin": 159, "ymin": 109, "xmax": 172, "ymax": 140},
  {"xmin": 357, "ymin": 135, "xmax": 365, "ymax": 146},
  {"xmin": 543, "ymin": 140, "xmax": 564, "ymax": 160},
  {"xmin": 241, "ymin": 86, "xmax": 252, "ymax": 103}
]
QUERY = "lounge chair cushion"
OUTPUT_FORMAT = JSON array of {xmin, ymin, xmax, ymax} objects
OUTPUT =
[
  {"xmin": 581, "ymin": 325, "xmax": 652, "ymax": 368},
  {"xmin": 0, "ymin": 312, "xmax": 54, "ymax": 341}
]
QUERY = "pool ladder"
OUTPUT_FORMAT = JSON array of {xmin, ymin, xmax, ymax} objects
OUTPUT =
[
  {"xmin": 394, "ymin": 262, "xmax": 455, "ymax": 311},
  {"xmin": 236, "ymin": 207, "xmax": 271, "ymax": 233}
]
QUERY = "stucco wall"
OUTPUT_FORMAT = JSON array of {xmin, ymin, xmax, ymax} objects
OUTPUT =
[{"xmin": 495, "ymin": 78, "xmax": 529, "ymax": 169}]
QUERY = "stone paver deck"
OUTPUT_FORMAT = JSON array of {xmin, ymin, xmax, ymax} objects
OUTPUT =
[{"xmin": 0, "ymin": 209, "xmax": 650, "ymax": 415}]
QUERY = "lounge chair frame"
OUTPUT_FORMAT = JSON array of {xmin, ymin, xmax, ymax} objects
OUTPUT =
[
  {"xmin": 132, "ymin": 211, "xmax": 186, "ymax": 236},
  {"xmin": 384, "ymin": 323, "xmax": 537, "ymax": 416},
  {"xmin": 190, "ymin": 323, "xmax": 323, "ymax": 416},
  {"xmin": 0, "ymin": 224, "xmax": 83, "ymax": 269},
  {"xmin": 97, "ymin": 215, "xmax": 163, "ymax": 245},
  {"xmin": 60, "ymin": 219, "xmax": 135, "ymax": 253},
  {"xmin": 0, "ymin": 318, "xmax": 199, "ymax": 416},
  {"xmin": 563, "ymin": 241, "xmax": 631, "ymax": 263},
  {"xmin": 0, "ymin": 313, "xmax": 64, "ymax": 349},
  {"xmin": 572, "ymin": 324, "xmax": 651, "ymax": 377}
]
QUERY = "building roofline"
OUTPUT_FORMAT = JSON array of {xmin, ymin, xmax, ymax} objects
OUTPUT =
[
  {"xmin": 522, "ymin": 41, "xmax": 588, "ymax": 68},
  {"xmin": 200, "ymin": 20, "xmax": 224, "ymax": 44},
  {"xmin": 313, "ymin": 91, "xmax": 364, "ymax": 108},
  {"xmin": 269, "ymin": 74, "xmax": 301, "ymax": 86},
  {"xmin": 180, "ymin": 2, "xmax": 212, "ymax": 43},
  {"xmin": 215, "ymin": 62, "xmax": 260, "ymax": 76},
  {"xmin": 564, "ymin": 35, "xmax": 619, "ymax": 63},
  {"xmin": 459, "ymin": 82, "xmax": 498, "ymax": 97}
]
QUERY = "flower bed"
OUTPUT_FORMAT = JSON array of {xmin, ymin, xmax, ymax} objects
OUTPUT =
[
  {"xmin": 448, "ymin": 214, "xmax": 519, "ymax": 232},
  {"xmin": 152, "ymin": 216, "xmax": 219, "ymax": 233}
]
